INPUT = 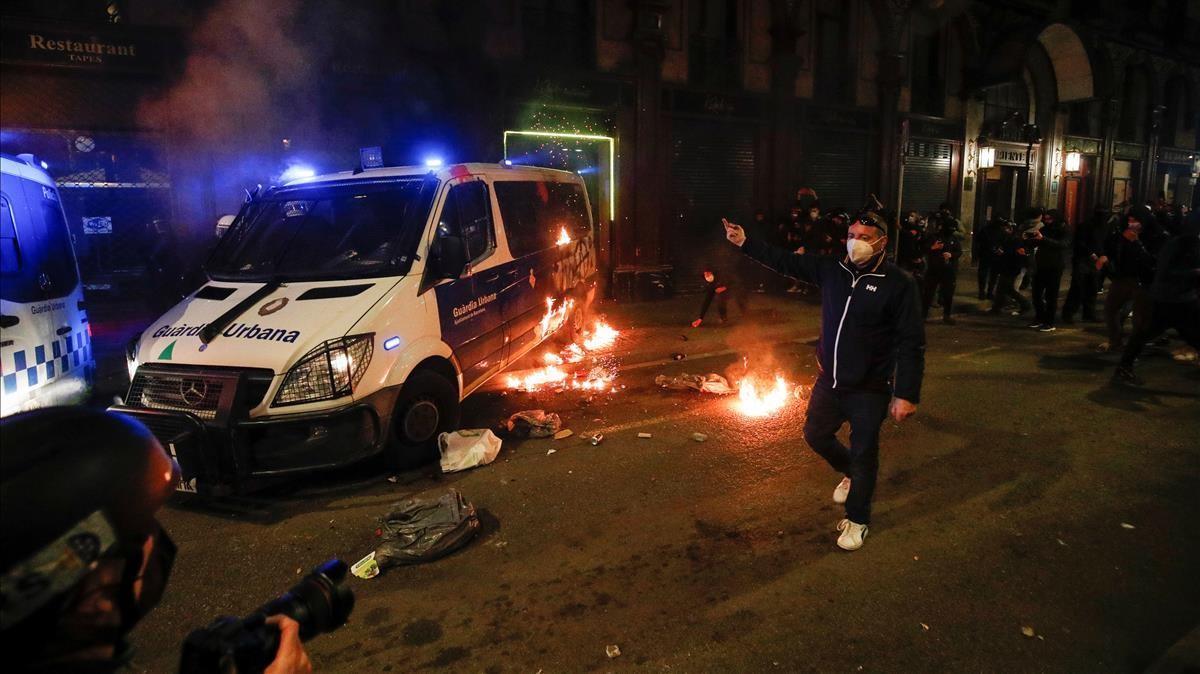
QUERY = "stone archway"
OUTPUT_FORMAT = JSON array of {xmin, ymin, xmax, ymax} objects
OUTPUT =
[{"xmin": 1036, "ymin": 23, "xmax": 1094, "ymax": 102}]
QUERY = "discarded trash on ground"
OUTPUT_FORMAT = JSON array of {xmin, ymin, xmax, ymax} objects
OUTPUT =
[
  {"xmin": 691, "ymin": 432, "xmax": 708, "ymax": 442},
  {"xmin": 439, "ymin": 429, "xmax": 502, "ymax": 473},
  {"xmin": 554, "ymin": 429, "xmax": 574, "ymax": 440},
  {"xmin": 654, "ymin": 372, "xmax": 736, "ymax": 395},
  {"xmin": 589, "ymin": 433, "xmax": 604, "ymax": 445},
  {"xmin": 546, "ymin": 449, "xmax": 557, "ymax": 456},
  {"xmin": 373, "ymin": 489, "xmax": 479, "ymax": 569},
  {"xmin": 637, "ymin": 432, "xmax": 653, "ymax": 439},
  {"xmin": 606, "ymin": 645, "xmax": 621, "ymax": 658},
  {"xmin": 1021, "ymin": 626, "xmax": 1036, "ymax": 638},
  {"xmin": 505, "ymin": 410, "xmax": 562, "ymax": 438},
  {"xmin": 1120, "ymin": 522, "xmax": 1135, "ymax": 530},
  {"xmin": 350, "ymin": 551, "xmax": 381, "ymax": 579},
  {"xmin": 671, "ymin": 352, "xmax": 686, "ymax": 361}
]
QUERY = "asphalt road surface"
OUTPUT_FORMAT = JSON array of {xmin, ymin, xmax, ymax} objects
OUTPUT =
[{"xmin": 123, "ymin": 287, "xmax": 1200, "ymax": 673}]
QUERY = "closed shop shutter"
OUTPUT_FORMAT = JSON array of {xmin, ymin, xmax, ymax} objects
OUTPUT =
[
  {"xmin": 798, "ymin": 131, "xmax": 869, "ymax": 213},
  {"xmin": 902, "ymin": 141, "xmax": 953, "ymax": 215},
  {"xmin": 669, "ymin": 118, "xmax": 757, "ymax": 293}
]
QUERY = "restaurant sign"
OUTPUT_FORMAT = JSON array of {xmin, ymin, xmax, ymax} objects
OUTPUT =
[
  {"xmin": 1, "ymin": 21, "xmax": 170, "ymax": 73},
  {"xmin": 991, "ymin": 142, "xmax": 1039, "ymax": 167}
]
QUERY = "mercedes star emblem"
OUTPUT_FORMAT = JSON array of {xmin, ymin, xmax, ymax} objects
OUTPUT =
[{"xmin": 178, "ymin": 379, "xmax": 209, "ymax": 407}]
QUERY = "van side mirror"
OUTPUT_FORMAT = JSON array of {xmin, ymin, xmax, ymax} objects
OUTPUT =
[{"xmin": 430, "ymin": 234, "xmax": 469, "ymax": 280}]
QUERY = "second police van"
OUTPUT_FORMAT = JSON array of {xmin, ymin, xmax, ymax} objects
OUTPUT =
[{"xmin": 114, "ymin": 162, "xmax": 596, "ymax": 492}]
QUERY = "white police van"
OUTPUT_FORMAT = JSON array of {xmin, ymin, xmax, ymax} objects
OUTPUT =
[
  {"xmin": 114, "ymin": 162, "xmax": 596, "ymax": 492},
  {"xmin": 1, "ymin": 154, "xmax": 93, "ymax": 417}
]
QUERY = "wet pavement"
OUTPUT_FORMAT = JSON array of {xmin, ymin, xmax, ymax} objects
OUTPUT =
[{"xmin": 104, "ymin": 279, "xmax": 1199, "ymax": 672}]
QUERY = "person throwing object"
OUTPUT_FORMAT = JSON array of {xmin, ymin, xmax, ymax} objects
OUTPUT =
[{"xmin": 723, "ymin": 214, "xmax": 925, "ymax": 551}]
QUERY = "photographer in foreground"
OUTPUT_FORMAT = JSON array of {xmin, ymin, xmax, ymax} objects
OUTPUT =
[{"xmin": 0, "ymin": 408, "xmax": 316, "ymax": 673}]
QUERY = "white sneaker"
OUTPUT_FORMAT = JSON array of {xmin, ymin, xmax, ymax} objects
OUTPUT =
[
  {"xmin": 836, "ymin": 519, "xmax": 868, "ymax": 551},
  {"xmin": 833, "ymin": 477, "xmax": 851, "ymax": 504}
]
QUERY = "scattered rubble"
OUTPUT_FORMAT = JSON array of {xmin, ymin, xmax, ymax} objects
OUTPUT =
[
  {"xmin": 654, "ymin": 372, "xmax": 735, "ymax": 395},
  {"xmin": 505, "ymin": 410, "xmax": 562, "ymax": 438},
  {"xmin": 438, "ymin": 429, "xmax": 502, "ymax": 473}
]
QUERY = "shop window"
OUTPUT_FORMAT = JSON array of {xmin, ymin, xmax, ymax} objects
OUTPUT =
[
  {"xmin": 689, "ymin": 0, "xmax": 740, "ymax": 89},
  {"xmin": 522, "ymin": 0, "xmax": 594, "ymax": 70},
  {"xmin": 910, "ymin": 29, "xmax": 946, "ymax": 117},
  {"xmin": 813, "ymin": 0, "xmax": 852, "ymax": 104},
  {"xmin": 982, "ymin": 81, "xmax": 1029, "ymax": 142}
]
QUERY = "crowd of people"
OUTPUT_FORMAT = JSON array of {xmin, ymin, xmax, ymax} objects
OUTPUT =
[{"xmin": 705, "ymin": 187, "xmax": 1200, "ymax": 385}]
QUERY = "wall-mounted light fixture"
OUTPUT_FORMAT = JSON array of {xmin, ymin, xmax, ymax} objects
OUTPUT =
[
  {"xmin": 978, "ymin": 144, "xmax": 996, "ymax": 170},
  {"xmin": 1065, "ymin": 151, "xmax": 1082, "ymax": 173}
]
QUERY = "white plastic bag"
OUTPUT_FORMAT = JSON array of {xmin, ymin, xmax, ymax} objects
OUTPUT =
[{"xmin": 438, "ymin": 429, "xmax": 502, "ymax": 473}]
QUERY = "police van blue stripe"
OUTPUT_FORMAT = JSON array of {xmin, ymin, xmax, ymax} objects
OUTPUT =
[{"xmin": 35, "ymin": 345, "xmax": 46, "ymax": 364}]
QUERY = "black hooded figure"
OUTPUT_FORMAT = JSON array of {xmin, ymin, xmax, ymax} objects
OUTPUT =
[{"xmin": 1030, "ymin": 209, "xmax": 1069, "ymax": 331}]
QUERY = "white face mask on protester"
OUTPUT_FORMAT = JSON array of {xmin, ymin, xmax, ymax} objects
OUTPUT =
[{"xmin": 846, "ymin": 237, "xmax": 881, "ymax": 265}]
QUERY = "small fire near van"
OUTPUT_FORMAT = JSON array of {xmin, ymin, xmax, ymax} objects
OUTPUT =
[{"xmin": 113, "ymin": 162, "xmax": 596, "ymax": 492}]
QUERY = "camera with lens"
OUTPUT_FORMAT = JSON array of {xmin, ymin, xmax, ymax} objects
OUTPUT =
[{"xmin": 180, "ymin": 559, "xmax": 355, "ymax": 674}]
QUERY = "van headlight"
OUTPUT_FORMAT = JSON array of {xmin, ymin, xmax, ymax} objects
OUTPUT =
[
  {"xmin": 273, "ymin": 334, "xmax": 374, "ymax": 407},
  {"xmin": 125, "ymin": 337, "xmax": 140, "ymax": 382}
]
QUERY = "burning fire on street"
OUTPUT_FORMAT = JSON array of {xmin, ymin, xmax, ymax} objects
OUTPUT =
[
  {"xmin": 556, "ymin": 226, "xmax": 572, "ymax": 246},
  {"xmin": 735, "ymin": 375, "xmax": 791, "ymax": 417},
  {"xmin": 506, "ymin": 297, "xmax": 621, "ymax": 394}
]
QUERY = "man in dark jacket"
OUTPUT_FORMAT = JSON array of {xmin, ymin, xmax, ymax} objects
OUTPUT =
[
  {"xmin": 898, "ymin": 211, "xmax": 927, "ymax": 283},
  {"xmin": 975, "ymin": 218, "xmax": 1004, "ymax": 300},
  {"xmin": 922, "ymin": 217, "xmax": 963, "ymax": 324},
  {"xmin": 722, "ymin": 213, "xmax": 925, "ymax": 552},
  {"xmin": 1062, "ymin": 207, "xmax": 1110, "ymax": 323},
  {"xmin": 1097, "ymin": 207, "xmax": 1157, "ymax": 351},
  {"xmin": 989, "ymin": 220, "xmax": 1033, "ymax": 316},
  {"xmin": 1029, "ymin": 209, "xmax": 1069, "ymax": 331},
  {"xmin": 1114, "ymin": 212, "xmax": 1200, "ymax": 384}
]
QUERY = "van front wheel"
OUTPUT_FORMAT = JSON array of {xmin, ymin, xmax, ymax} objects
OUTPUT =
[{"xmin": 388, "ymin": 369, "xmax": 460, "ymax": 469}]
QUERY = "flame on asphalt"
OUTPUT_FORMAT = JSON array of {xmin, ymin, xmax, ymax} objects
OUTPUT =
[
  {"xmin": 556, "ymin": 226, "xmax": 572, "ymax": 246},
  {"xmin": 736, "ymin": 375, "xmax": 790, "ymax": 417},
  {"xmin": 507, "ymin": 299, "xmax": 621, "ymax": 393}
]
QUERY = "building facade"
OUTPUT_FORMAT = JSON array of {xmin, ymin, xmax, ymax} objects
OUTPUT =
[{"xmin": 2, "ymin": 0, "xmax": 1198, "ymax": 297}]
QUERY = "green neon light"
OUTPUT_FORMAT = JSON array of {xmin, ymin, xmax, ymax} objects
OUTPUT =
[{"xmin": 503, "ymin": 130, "xmax": 616, "ymax": 223}]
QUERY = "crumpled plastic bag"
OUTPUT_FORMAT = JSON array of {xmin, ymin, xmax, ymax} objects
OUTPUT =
[
  {"xmin": 374, "ymin": 489, "xmax": 479, "ymax": 568},
  {"xmin": 654, "ymin": 373, "xmax": 736, "ymax": 395},
  {"xmin": 439, "ymin": 429, "xmax": 502, "ymax": 473},
  {"xmin": 505, "ymin": 410, "xmax": 562, "ymax": 438}
]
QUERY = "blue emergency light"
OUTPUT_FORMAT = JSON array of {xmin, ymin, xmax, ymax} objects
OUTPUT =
[
  {"xmin": 279, "ymin": 165, "xmax": 315, "ymax": 182},
  {"xmin": 424, "ymin": 157, "xmax": 443, "ymax": 168},
  {"xmin": 383, "ymin": 336, "xmax": 402, "ymax": 351}
]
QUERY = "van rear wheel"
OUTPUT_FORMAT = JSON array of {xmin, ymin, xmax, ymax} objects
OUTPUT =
[{"xmin": 389, "ymin": 369, "xmax": 460, "ymax": 470}]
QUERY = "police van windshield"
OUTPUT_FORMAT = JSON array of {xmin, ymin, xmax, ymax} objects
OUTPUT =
[
  {"xmin": 206, "ymin": 178, "xmax": 436, "ymax": 282},
  {"xmin": 0, "ymin": 177, "xmax": 80, "ymax": 303}
]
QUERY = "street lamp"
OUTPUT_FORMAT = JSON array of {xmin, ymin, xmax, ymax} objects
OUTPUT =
[
  {"xmin": 1065, "ymin": 151, "xmax": 1081, "ymax": 173},
  {"xmin": 978, "ymin": 142, "xmax": 996, "ymax": 170}
]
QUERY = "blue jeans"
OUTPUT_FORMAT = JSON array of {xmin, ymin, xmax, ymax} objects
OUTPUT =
[{"xmin": 803, "ymin": 380, "xmax": 891, "ymax": 524}]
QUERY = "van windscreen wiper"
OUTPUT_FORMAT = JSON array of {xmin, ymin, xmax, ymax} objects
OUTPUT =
[{"xmin": 199, "ymin": 278, "xmax": 282, "ymax": 344}]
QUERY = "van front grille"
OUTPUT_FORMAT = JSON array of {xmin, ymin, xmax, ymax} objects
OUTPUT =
[{"xmin": 128, "ymin": 369, "xmax": 227, "ymax": 420}]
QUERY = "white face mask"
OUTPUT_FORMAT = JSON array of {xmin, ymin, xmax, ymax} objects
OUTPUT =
[{"xmin": 846, "ymin": 238, "xmax": 879, "ymax": 265}]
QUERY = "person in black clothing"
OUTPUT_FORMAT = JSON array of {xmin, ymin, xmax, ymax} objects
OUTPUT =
[
  {"xmin": 722, "ymin": 213, "xmax": 925, "ymax": 552},
  {"xmin": 922, "ymin": 217, "xmax": 963, "ymax": 324},
  {"xmin": 1097, "ymin": 207, "xmax": 1158, "ymax": 351},
  {"xmin": 1029, "ymin": 209, "xmax": 1068, "ymax": 332},
  {"xmin": 692, "ymin": 268, "xmax": 741, "ymax": 327},
  {"xmin": 1114, "ymin": 212, "xmax": 1200, "ymax": 384},
  {"xmin": 1062, "ymin": 207, "xmax": 1110, "ymax": 324},
  {"xmin": 898, "ymin": 211, "xmax": 927, "ymax": 284},
  {"xmin": 975, "ymin": 218, "xmax": 1003, "ymax": 300},
  {"xmin": 989, "ymin": 220, "xmax": 1033, "ymax": 317}
]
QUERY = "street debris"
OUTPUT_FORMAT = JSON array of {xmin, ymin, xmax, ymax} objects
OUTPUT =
[
  {"xmin": 505, "ymin": 410, "xmax": 562, "ymax": 438},
  {"xmin": 350, "ymin": 552, "xmax": 380, "ymax": 580},
  {"xmin": 493, "ymin": 539, "xmax": 508, "ymax": 549},
  {"xmin": 605, "ymin": 644, "xmax": 621, "ymax": 658},
  {"xmin": 546, "ymin": 449, "xmax": 557, "ymax": 455},
  {"xmin": 1021, "ymin": 626, "xmax": 1036, "ymax": 638},
  {"xmin": 554, "ymin": 429, "xmax": 574, "ymax": 440},
  {"xmin": 637, "ymin": 432, "xmax": 653, "ymax": 439},
  {"xmin": 1120, "ymin": 522, "xmax": 1135, "ymax": 529},
  {"xmin": 373, "ymin": 489, "xmax": 479, "ymax": 569},
  {"xmin": 691, "ymin": 432, "xmax": 708, "ymax": 442},
  {"xmin": 920, "ymin": 622, "xmax": 930, "ymax": 631},
  {"xmin": 672, "ymin": 352, "xmax": 686, "ymax": 360},
  {"xmin": 589, "ymin": 433, "xmax": 604, "ymax": 445},
  {"xmin": 438, "ymin": 429, "xmax": 502, "ymax": 473},
  {"xmin": 655, "ymin": 372, "xmax": 735, "ymax": 394},
  {"xmin": 1056, "ymin": 538, "xmax": 1067, "ymax": 546}
]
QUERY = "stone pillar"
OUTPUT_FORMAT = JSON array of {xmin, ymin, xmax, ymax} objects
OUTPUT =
[
  {"xmin": 1142, "ymin": 104, "xmax": 1166, "ymax": 202},
  {"xmin": 629, "ymin": 0, "xmax": 669, "ymax": 270},
  {"xmin": 876, "ymin": 50, "xmax": 906, "ymax": 211},
  {"xmin": 960, "ymin": 95, "xmax": 985, "ymax": 241},
  {"xmin": 1096, "ymin": 98, "xmax": 1120, "ymax": 212},
  {"xmin": 768, "ymin": 4, "xmax": 801, "ymax": 215}
]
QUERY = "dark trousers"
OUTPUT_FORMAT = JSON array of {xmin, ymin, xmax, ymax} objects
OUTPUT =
[
  {"xmin": 803, "ymin": 380, "xmax": 891, "ymax": 525},
  {"xmin": 1104, "ymin": 277, "xmax": 1151, "ymax": 348},
  {"xmin": 1119, "ymin": 300, "xmax": 1200, "ymax": 368},
  {"xmin": 977, "ymin": 256, "xmax": 999, "ymax": 299},
  {"xmin": 1062, "ymin": 265, "xmax": 1099, "ymax": 321},
  {"xmin": 922, "ymin": 265, "xmax": 956, "ymax": 319},
  {"xmin": 990, "ymin": 273, "xmax": 1031, "ymax": 314},
  {"xmin": 697, "ymin": 287, "xmax": 729, "ymax": 321},
  {"xmin": 1032, "ymin": 267, "xmax": 1064, "ymax": 326}
]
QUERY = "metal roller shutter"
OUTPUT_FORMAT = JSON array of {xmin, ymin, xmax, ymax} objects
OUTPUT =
[
  {"xmin": 902, "ymin": 141, "xmax": 953, "ymax": 215},
  {"xmin": 799, "ymin": 131, "xmax": 869, "ymax": 213},
  {"xmin": 669, "ymin": 119, "xmax": 757, "ymax": 293}
]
